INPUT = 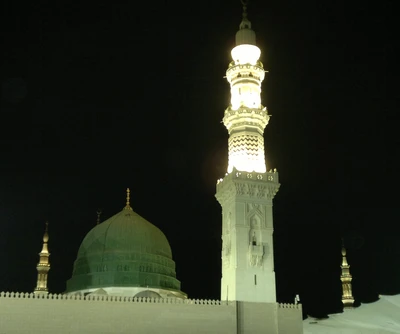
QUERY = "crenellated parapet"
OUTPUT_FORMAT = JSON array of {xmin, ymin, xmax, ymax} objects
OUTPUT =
[
  {"xmin": 0, "ymin": 294, "xmax": 303, "ymax": 334},
  {"xmin": 0, "ymin": 292, "xmax": 302, "ymax": 311},
  {"xmin": 226, "ymin": 63, "xmax": 265, "ymax": 84},
  {"xmin": 278, "ymin": 302, "xmax": 302, "ymax": 310},
  {"xmin": 223, "ymin": 107, "xmax": 269, "ymax": 135},
  {"xmin": 0, "ymin": 292, "xmax": 234, "ymax": 306},
  {"xmin": 216, "ymin": 169, "xmax": 280, "ymax": 205}
]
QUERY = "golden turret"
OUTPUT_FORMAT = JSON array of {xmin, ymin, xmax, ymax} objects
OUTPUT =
[
  {"xmin": 96, "ymin": 209, "xmax": 102, "ymax": 225},
  {"xmin": 124, "ymin": 188, "xmax": 132, "ymax": 210},
  {"xmin": 34, "ymin": 221, "xmax": 50, "ymax": 294},
  {"xmin": 340, "ymin": 241, "xmax": 354, "ymax": 308}
]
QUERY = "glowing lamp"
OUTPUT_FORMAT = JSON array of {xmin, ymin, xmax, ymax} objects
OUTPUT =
[{"xmin": 231, "ymin": 44, "xmax": 261, "ymax": 65}]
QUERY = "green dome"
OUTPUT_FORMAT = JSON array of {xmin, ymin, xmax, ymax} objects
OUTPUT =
[{"xmin": 66, "ymin": 206, "xmax": 183, "ymax": 294}]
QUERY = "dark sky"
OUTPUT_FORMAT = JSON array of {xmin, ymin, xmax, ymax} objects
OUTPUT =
[{"xmin": 1, "ymin": 0, "xmax": 398, "ymax": 317}]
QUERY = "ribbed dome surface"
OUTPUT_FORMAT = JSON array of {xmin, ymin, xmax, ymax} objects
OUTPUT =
[{"xmin": 66, "ymin": 207, "xmax": 182, "ymax": 294}]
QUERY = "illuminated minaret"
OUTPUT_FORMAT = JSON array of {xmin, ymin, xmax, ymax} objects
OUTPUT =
[
  {"xmin": 341, "ymin": 242, "xmax": 355, "ymax": 308},
  {"xmin": 216, "ymin": 1, "xmax": 280, "ymax": 303},
  {"xmin": 34, "ymin": 222, "xmax": 50, "ymax": 294}
]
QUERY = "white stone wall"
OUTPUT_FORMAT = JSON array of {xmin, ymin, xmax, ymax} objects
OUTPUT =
[
  {"xmin": 278, "ymin": 303, "xmax": 304, "ymax": 334},
  {"xmin": 237, "ymin": 302, "xmax": 278, "ymax": 333},
  {"xmin": 0, "ymin": 293, "xmax": 303, "ymax": 333}
]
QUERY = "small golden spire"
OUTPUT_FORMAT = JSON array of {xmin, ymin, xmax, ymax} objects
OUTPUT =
[
  {"xmin": 96, "ymin": 209, "xmax": 102, "ymax": 225},
  {"xmin": 340, "ymin": 239, "xmax": 354, "ymax": 308},
  {"xmin": 43, "ymin": 221, "xmax": 49, "ymax": 243},
  {"xmin": 125, "ymin": 188, "xmax": 132, "ymax": 210},
  {"xmin": 34, "ymin": 221, "xmax": 50, "ymax": 295}
]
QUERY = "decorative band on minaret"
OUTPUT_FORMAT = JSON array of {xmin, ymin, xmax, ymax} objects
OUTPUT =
[
  {"xmin": 216, "ymin": 1, "xmax": 280, "ymax": 303},
  {"xmin": 340, "ymin": 241, "xmax": 355, "ymax": 308},
  {"xmin": 34, "ymin": 221, "xmax": 50, "ymax": 294}
]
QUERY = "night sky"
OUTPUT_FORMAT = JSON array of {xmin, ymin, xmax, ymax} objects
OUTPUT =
[{"xmin": 1, "ymin": 0, "xmax": 398, "ymax": 318}]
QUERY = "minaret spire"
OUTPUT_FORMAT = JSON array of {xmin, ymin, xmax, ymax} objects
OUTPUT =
[
  {"xmin": 341, "ymin": 239, "xmax": 355, "ymax": 308},
  {"xmin": 34, "ymin": 221, "xmax": 50, "ymax": 294},
  {"xmin": 241, "ymin": 0, "xmax": 248, "ymax": 19},
  {"xmin": 124, "ymin": 188, "xmax": 132, "ymax": 210},
  {"xmin": 236, "ymin": 0, "xmax": 256, "ymax": 45}
]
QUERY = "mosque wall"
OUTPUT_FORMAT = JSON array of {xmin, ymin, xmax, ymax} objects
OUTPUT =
[
  {"xmin": 277, "ymin": 303, "xmax": 304, "ymax": 334},
  {"xmin": 237, "ymin": 301, "xmax": 278, "ymax": 333},
  {"xmin": 0, "ymin": 292, "xmax": 303, "ymax": 333}
]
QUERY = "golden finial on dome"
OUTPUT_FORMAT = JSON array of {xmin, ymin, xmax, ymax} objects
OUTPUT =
[
  {"xmin": 96, "ymin": 209, "xmax": 102, "ymax": 225},
  {"xmin": 125, "ymin": 188, "xmax": 132, "ymax": 210}
]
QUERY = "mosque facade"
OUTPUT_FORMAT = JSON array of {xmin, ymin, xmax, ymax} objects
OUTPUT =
[{"xmin": 0, "ymin": 3, "xmax": 304, "ymax": 333}]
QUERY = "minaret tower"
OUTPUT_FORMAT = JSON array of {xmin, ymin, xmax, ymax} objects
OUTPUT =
[
  {"xmin": 216, "ymin": 1, "xmax": 280, "ymax": 303},
  {"xmin": 340, "ymin": 242, "xmax": 355, "ymax": 308},
  {"xmin": 34, "ymin": 221, "xmax": 50, "ymax": 294}
]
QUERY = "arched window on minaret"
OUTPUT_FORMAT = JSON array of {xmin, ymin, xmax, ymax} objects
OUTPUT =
[
  {"xmin": 252, "ymin": 233, "xmax": 257, "ymax": 246},
  {"xmin": 249, "ymin": 216, "xmax": 262, "ymax": 246}
]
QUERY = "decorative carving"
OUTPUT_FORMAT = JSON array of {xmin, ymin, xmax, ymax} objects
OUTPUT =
[
  {"xmin": 217, "ymin": 178, "xmax": 280, "ymax": 207},
  {"xmin": 246, "ymin": 203, "xmax": 251, "ymax": 213},
  {"xmin": 248, "ymin": 244, "xmax": 264, "ymax": 267},
  {"xmin": 250, "ymin": 216, "xmax": 260, "ymax": 229},
  {"xmin": 227, "ymin": 133, "xmax": 266, "ymax": 174},
  {"xmin": 256, "ymin": 185, "xmax": 267, "ymax": 198},
  {"xmin": 222, "ymin": 232, "xmax": 231, "ymax": 268},
  {"xmin": 248, "ymin": 184, "xmax": 256, "ymax": 196},
  {"xmin": 222, "ymin": 238, "xmax": 231, "ymax": 257},
  {"xmin": 235, "ymin": 183, "xmax": 246, "ymax": 196},
  {"xmin": 233, "ymin": 182, "xmax": 279, "ymax": 200}
]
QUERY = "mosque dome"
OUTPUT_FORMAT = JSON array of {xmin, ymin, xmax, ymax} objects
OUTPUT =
[{"xmin": 66, "ymin": 190, "xmax": 185, "ymax": 298}]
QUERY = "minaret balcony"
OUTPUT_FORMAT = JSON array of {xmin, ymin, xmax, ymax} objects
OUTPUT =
[
  {"xmin": 216, "ymin": 168, "xmax": 280, "ymax": 204},
  {"xmin": 226, "ymin": 64, "xmax": 265, "ymax": 83},
  {"xmin": 223, "ymin": 107, "xmax": 269, "ymax": 134}
]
